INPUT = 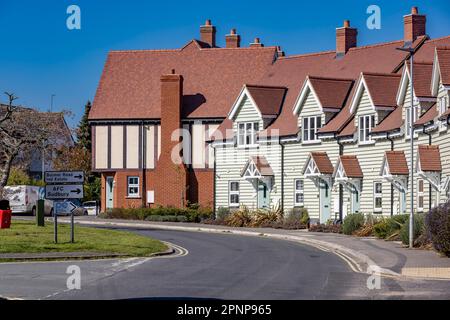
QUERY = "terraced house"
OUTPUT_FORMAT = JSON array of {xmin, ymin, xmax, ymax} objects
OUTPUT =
[
  {"xmin": 212, "ymin": 7, "xmax": 450, "ymax": 223},
  {"xmin": 90, "ymin": 7, "xmax": 450, "ymax": 220}
]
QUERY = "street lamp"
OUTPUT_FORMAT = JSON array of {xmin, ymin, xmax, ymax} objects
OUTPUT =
[{"xmin": 396, "ymin": 45, "xmax": 416, "ymax": 249}]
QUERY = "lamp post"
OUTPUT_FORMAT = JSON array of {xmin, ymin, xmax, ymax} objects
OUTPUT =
[{"xmin": 397, "ymin": 45, "xmax": 416, "ymax": 249}]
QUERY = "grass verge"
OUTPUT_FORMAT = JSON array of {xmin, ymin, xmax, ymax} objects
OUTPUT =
[{"xmin": 0, "ymin": 220, "xmax": 167, "ymax": 257}]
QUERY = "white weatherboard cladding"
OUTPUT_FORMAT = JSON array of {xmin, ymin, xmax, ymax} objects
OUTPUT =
[
  {"xmin": 126, "ymin": 125, "xmax": 140, "ymax": 169},
  {"xmin": 110, "ymin": 126, "xmax": 124, "ymax": 169},
  {"xmin": 95, "ymin": 126, "xmax": 108, "ymax": 169},
  {"xmin": 215, "ymin": 143, "xmax": 282, "ymax": 211},
  {"xmin": 284, "ymin": 140, "xmax": 339, "ymax": 220},
  {"xmin": 353, "ymin": 88, "xmax": 377, "ymax": 127},
  {"xmin": 233, "ymin": 95, "xmax": 263, "ymax": 131},
  {"xmin": 297, "ymin": 90, "xmax": 324, "ymax": 128}
]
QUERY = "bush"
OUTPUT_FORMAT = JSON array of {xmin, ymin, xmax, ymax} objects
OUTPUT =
[
  {"xmin": 216, "ymin": 207, "xmax": 230, "ymax": 221},
  {"xmin": 251, "ymin": 210, "xmax": 280, "ymax": 227},
  {"xmin": 426, "ymin": 203, "xmax": 450, "ymax": 256},
  {"xmin": 373, "ymin": 214, "xmax": 409, "ymax": 240},
  {"xmin": 400, "ymin": 214, "xmax": 425, "ymax": 246},
  {"xmin": 225, "ymin": 207, "xmax": 253, "ymax": 227},
  {"xmin": 309, "ymin": 223, "xmax": 342, "ymax": 234},
  {"xmin": 342, "ymin": 213, "xmax": 365, "ymax": 235}
]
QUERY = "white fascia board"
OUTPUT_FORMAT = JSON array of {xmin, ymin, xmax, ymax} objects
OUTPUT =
[
  {"xmin": 349, "ymin": 74, "xmax": 376, "ymax": 114},
  {"xmin": 431, "ymin": 50, "xmax": 441, "ymax": 97},
  {"xmin": 293, "ymin": 78, "xmax": 323, "ymax": 115},
  {"xmin": 396, "ymin": 64, "xmax": 409, "ymax": 106},
  {"xmin": 228, "ymin": 86, "xmax": 263, "ymax": 120}
]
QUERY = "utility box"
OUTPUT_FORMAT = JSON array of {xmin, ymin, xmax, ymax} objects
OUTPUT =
[
  {"xmin": 0, "ymin": 199, "xmax": 12, "ymax": 229},
  {"xmin": 147, "ymin": 191, "xmax": 155, "ymax": 204}
]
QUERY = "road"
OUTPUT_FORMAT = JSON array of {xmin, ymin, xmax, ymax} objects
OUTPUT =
[{"xmin": 0, "ymin": 228, "xmax": 449, "ymax": 300}]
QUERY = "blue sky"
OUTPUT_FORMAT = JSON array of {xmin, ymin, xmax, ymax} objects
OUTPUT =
[{"xmin": 0, "ymin": 0, "xmax": 449, "ymax": 129}]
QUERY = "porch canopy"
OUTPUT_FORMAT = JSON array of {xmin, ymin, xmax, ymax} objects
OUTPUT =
[
  {"xmin": 333, "ymin": 155, "xmax": 363, "ymax": 192},
  {"xmin": 241, "ymin": 156, "xmax": 274, "ymax": 181},
  {"xmin": 380, "ymin": 151, "xmax": 409, "ymax": 192},
  {"xmin": 416, "ymin": 145, "xmax": 442, "ymax": 191},
  {"xmin": 302, "ymin": 152, "xmax": 334, "ymax": 186}
]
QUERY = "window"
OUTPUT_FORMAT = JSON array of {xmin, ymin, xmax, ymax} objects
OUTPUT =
[
  {"xmin": 417, "ymin": 179, "xmax": 424, "ymax": 212},
  {"xmin": 373, "ymin": 182, "xmax": 383, "ymax": 213},
  {"xmin": 229, "ymin": 181, "xmax": 240, "ymax": 207},
  {"xmin": 405, "ymin": 106, "xmax": 419, "ymax": 138},
  {"xmin": 359, "ymin": 115, "xmax": 375, "ymax": 143},
  {"xmin": 127, "ymin": 176, "xmax": 140, "ymax": 198},
  {"xmin": 302, "ymin": 116, "xmax": 322, "ymax": 142},
  {"xmin": 237, "ymin": 122, "xmax": 259, "ymax": 146},
  {"xmin": 439, "ymin": 96, "xmax": 448, "ymax": 131},
  {"xmin": 294, "ymin": 179, "xmax": 304, "ymax": 207}
]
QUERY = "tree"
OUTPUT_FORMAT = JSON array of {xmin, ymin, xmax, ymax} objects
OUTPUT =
[
  {"xmin": 76, "ymin": 101, "xmax": 92, "ymax": 151},
  {"xmin": 0, "ymin": 92, "xmax": 68, "ymax": 192}
]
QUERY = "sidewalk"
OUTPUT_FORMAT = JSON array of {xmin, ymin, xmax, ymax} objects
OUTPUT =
[{"xmin": 59, "ymin": 216, "xmax": 450, "ymax": 280}]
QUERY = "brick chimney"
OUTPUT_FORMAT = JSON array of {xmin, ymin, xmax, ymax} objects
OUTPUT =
[
  {"xmin": 200, "ymin": 19, "xmax": 216, "ymax": 48},
  {"xmin": 336, "ymin": 20, "xmax": 357, "ymax": 57},
  {"xmin": 226, "ymin": 29, "xmax": 241, "ymax": 48},
  {"xmin": 404, "ymin": 7, "xmax": 426, "ymax": 44},
  {"xmin": 250, "ymin": 38, "xmax": 264, "ymax": 48},
  {"xmin": 154, "ymin": 70, "xmax": 188, "ymax": 208}
]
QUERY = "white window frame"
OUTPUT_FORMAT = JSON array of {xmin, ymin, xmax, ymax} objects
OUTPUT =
[
  {"xmin": 237, "ymin": 122, "xmax": 259, "ymax": 147},
  {"xmin": 294, "ymin": 179, "xmax": 305, "ymax": 207},
  {"xmin": 302, "ymin": 116, "xmax": 322, "ymax": 143},
  {"xmin": 438, "ymin": 96, "xmax": 448, "ymax": 132},
  {"xmin": 229, "ymin": 181, "xmax": 240, "ymax": 208},
  {"xmin": 373, "ymin": 181, "xmax": 383, "ymax": 213},
  {"xmin": 417, "ymin": 179, "xmax": 424, "ymax": 212},
  {"xmin": 405, "ymin": 106, "xmax": 419, "ymax": 139},
  {"xmin": 127, "ymin": 176, "xmax": 140, "ymax": 198},
  {"xmin": 358, "ymin": 114, "xmax": 376, "ymax": 144}
]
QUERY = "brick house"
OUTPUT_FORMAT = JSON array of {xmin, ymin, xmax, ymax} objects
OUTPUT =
[{"xmin": 89, "ymin": 20, "xmax": 282, "ymax": 212}]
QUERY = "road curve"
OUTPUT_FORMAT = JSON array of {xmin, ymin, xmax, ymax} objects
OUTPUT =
[{"xmin": 56, "ymin": 228, "xmax": 375, "ymax": 300}]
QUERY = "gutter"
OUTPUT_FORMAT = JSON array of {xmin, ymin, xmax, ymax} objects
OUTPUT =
[
  {"xmin": 422, "ymin": 126, "xmax": 433, "ymax": 211},
  {"xmin": 336, "ymin": 134, "xmax": 344, "ymax": 223},
  {"xmin": 386, "ymin": 133, "xmax": 395, "ymax": 217}
]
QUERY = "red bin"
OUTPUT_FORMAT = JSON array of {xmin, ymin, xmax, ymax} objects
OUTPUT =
[{"xmin": 0, "ymin": 199, "xmax": 12, "ymax": 229}]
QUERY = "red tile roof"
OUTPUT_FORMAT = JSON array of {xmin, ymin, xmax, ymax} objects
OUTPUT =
[
  {"xmin": 385, "ymin": 151, "xmax": 409, "ymax": 176},
  {"xmin": 246, "ymin": 85, "xmax": 287, "ymax": 117},
  {"xmin": 415, "ymin": 103, "xmax": 438, "ymax": 127},
  {"xmin": 311, "ymin": 152, "xmax": 334, "ymax": 175},
  {"xmin": 436, "ymin": 47, "xmax": 450, "ymax": 86},
  {"xmin": 405, "ymin": 62, "xmax": 434, "ymax": 98},
  {"xmin": 339, "ymin": 155, "xmax": 363, "ymax": 178},
  {"xmin": 372, "ymin": 106, "xmax": 404, "ymax": 134},
  {"xmin": 418, "ymin": 145, "xmax": 442, "ymax": 172},
  {"xmin": 336, "ymin": 117, "xmax": 356, "ymax": 137},
  {"xmin": 308, "ymin": 76, "xmax": 354, "ymax": 110},
  {"xmin": 364, "ymin": 73, "xmax": 401, "ymax": 108},
  {"xmin": 251, "ymin": 156, "xmax": 274, "ymax": 176},
  {"xmin": 90, "ymin": 40, "xmax": 277, "ymax": 120}
]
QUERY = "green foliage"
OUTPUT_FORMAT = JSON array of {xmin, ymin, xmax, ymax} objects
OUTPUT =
[
  {"xmin": 76, "ymin": 101, "xmax": 92, "ymax": 151},
  {"xmin": 400, "ymin": 214, "xmax": 425, "ymax": 246},
  {"xmin": 342, "ymin": 213, "xmax": 365, "ymax": 235},
  {"xmin": 309, "ymin": 223, "xmax": 342, "ymax": 234},
  {"xmin": 225, "ymin": 207, "xmax": 253, "ymax": 227},
  {"xmin": 426, "ymin": 202, "xmax": 450, "ymax": 256},
  {"xmin": 216, "ymin": 207, "xmax": 230, "ymax": 221},
  {"xmin": 373, "ymin": 214, "xmax": 409, "ymax": 239},
  {"xmin": 7, "ymin": 168, "xmax": 45, "ymax": 187},
  {"xmin": 84, "ymin": 176, "xmax": 101, "ymax": 202},
  {"xmin": 288, "ymin": 208, "xmax": 310, "ymax": 225}
]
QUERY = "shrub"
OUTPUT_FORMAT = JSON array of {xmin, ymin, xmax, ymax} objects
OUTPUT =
[
  {"xmin": 216, "ymin": 207, "xmax": 230, "ymax": 221},
  {"xmin": 225, "ymin": 207, "xmax": 253, "ymax": 227},
  {"xmin": 342, "ymin": 213, "xmax": 365, "ymax": 235},
  {"xmin": 309, "ymin": 223, "xmax": 342, "ymax": 234},
  {"xmin": 373, "ymin": 219, "xmax": 390, "ymax": 239},
  {"xmin": 251, "ymin": 210, "xmax": 280, "ymax": 227},
  {"xmin": 400, "ymin": 214, "xmax": 425, "ymax": 246},
  {"xmin": 426, "ymin": 203, "xmax": 450, "ymax": 256},
  {"xmin": 373, "ymin": 214, "xmax": 409, "ymax": 240}
]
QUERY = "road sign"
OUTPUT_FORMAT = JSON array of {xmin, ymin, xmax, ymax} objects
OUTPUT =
[
  {"xmin": 45, "ymin": 171, "xmax": 84, "ymax": 184},
  {"xmin": 45, "ymin": 184, "xmax": 84, "ymax": 200},
  {"xmin": 55, "ymin": 201, "xmax": 77, "ymax": 215}
]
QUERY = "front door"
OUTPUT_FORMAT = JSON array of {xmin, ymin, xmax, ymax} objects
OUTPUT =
[
  {"xmin": 319, "ymin": 179, "xmax": 331, "ymax": 223},
  {"xmin": 257, "ymin": 181, "xmax": 270, "ymax": 209},
  {"xmin": 106, "ymin": 176, "xmax": 114, "ymax": 210},
  {"xmin": 351, "ymin": 187, "xmax": 360, "ymax": 214}
]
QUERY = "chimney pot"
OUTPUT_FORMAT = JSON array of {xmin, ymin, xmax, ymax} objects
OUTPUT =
[
  {"xmin": 404, "ymin": 7, "xmax": 426, "ymax": 44},
  {"xmin": 344, "ymin": 20, "xmax": 350, "ymax": 28},
  {"xmin": 200, "ymin": 19, "xmax": 216, "ymax": 47},
  {"xmin": 230, "ymin": 28, "xmax": 236, "ymax": 35}
]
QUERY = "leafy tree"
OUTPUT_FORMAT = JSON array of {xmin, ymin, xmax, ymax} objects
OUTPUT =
[
  {"xmin": 7, "ymin": 167, "xmax": 45, "ymax": 187},
  {"xmin": 76, "ymin": 101, "xmax": 92, "ymax": 151}
]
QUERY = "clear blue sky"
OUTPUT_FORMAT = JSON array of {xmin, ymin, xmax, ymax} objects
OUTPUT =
[{"xmin": 0, "ymin": 0, "xmax": 449, "ymax": 129}]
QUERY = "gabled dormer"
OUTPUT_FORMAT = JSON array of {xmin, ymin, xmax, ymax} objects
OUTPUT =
[
  {"xmin": 431, "ymin": 47, "xmax": 450, "ymax": 131},
  {"xmin": 397, "ymin": 61, "xmax": 435, "ymax": 138},
  {"xmin": 293, "ymin": 76, "xmax": 353, "ymax": 144},
  {"xmin": 350, "ymin": 72, "xmax": 400, "ymax": 144},
  {"xmin": 228, "ymin": 84, "xmax": 286, "ymax": 147}
]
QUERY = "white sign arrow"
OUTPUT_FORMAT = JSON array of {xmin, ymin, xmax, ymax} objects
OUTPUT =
[
  {"xmin": 45, "ymin": 171, "xmax": 84, "ymax": 184},
  {"xmin": 45, "ymin": 184, "xmax": 84, "ymax": 199},
  {"xmin": 55, "ymin": 201, "xmax": 77, "ymax": 215}
]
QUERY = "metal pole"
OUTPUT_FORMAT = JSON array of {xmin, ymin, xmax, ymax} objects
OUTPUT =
[
  {"xmin": 71, "ymin": 211, "xmax": 74, "ymax": 243},
  {"xmin": 41, "ymin": 140, "xmax": 45, "ymax": 182},
  {"xmin": 409, "ymin": 53, "xmax": 415, "ymax": 249},
  {"xmin": 54, "ymin": 210, "xmax": 58, "ymax": 244}
]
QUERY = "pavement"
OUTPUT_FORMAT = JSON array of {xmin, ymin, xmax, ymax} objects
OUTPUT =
[
  {"xmin": 2, "ymin": 229, "xmax": 449, "ymax": 300},
  {"xmin": 55, "ymin": 216, "xmax": 450, "ymax": 281}
]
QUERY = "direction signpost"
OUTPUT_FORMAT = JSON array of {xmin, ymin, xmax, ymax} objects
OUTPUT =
[{"xmin": 45, "ymin": 171, "xmax": 84, "ymax": 243}]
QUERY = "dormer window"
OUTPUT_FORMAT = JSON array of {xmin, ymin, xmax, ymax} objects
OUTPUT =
[
  {"xmin": 302, "ymin": 116, "xmax": 322, "ymax": 143},
  {"xmin": 405, "ymin": 106, "xmax": 419, "ymax": 138},
  {"xmin": 238, "ymin": 122, "xmax": 259, "ymax": 147},
  {"xmin": 358, "ymin": 115, "xmax": 375, "ymax": 144}
]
